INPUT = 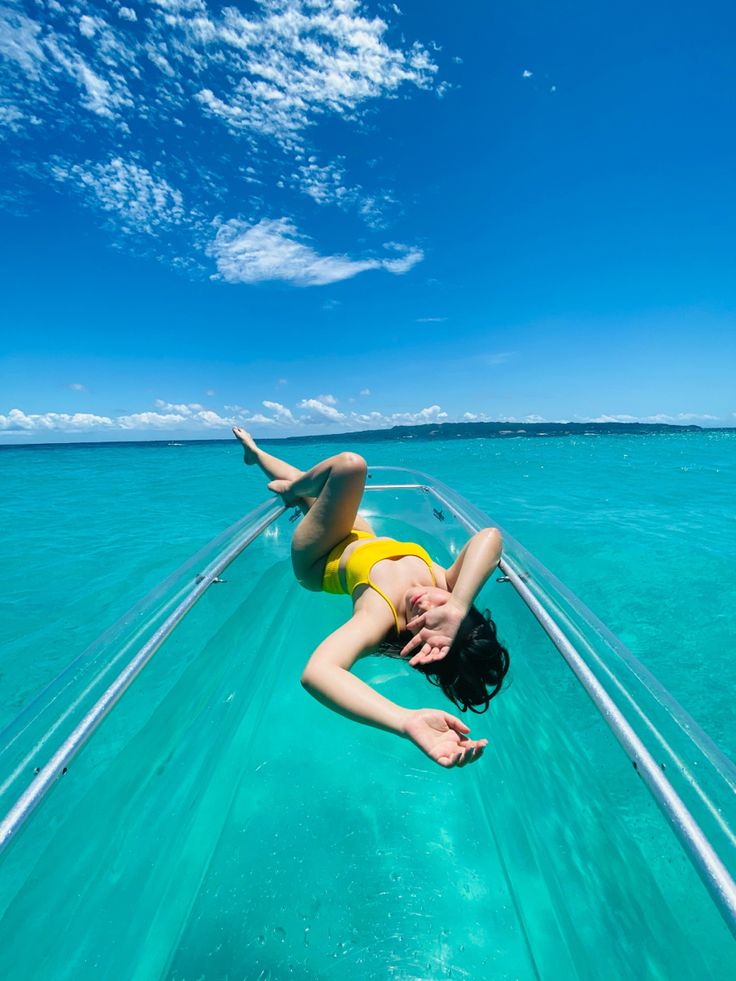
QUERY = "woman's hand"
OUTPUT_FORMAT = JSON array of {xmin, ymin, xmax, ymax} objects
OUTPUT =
[
  {"xmin": 401, "ymin": 598, "xmax": 465, "ymax": 665},
  {"xmin": 402, "ymin": 708, "xmax": 487, "ymax": 768}
]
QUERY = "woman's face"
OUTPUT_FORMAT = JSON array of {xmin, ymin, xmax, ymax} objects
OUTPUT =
[{"xmin": 404, "ymin": 586, "xmax": 453, "ymax": 632}]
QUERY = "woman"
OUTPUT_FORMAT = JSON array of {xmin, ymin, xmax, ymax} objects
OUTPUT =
[{"xmin": 233, "ymin": 427, "xmax": 509, "ymax": 769}]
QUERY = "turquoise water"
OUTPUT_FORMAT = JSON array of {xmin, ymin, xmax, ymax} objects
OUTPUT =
[
  {"xmin": 2, "ymin": 431, "xmax": 734, "ymax": 757},
  {"xmin": 0, "ymin": 437, "xmax": 736, "ymax": 981}
]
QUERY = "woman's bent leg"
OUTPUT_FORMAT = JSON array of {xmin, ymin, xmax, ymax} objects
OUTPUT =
[
  {"xmin": 290, "ymin": 452, "xmax": 368, "ymax": 587},
  {"xmin": 232, "ymin": 427, "xmax": 316, "ymax": 511},
  {"xmin": 233, "ymin": 429, "xmax": 373, "ymax": 552}
]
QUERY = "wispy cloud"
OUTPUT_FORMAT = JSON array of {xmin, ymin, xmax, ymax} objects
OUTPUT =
[
  {"xmin": 191, "ymin": 3, "xmax": 437, "ymax": 143},
  {"xmin": 67, "ymin": 382, "xmax": 87, "ymax": 392},
  {"xmin": 51, "ymin": 157, "xmax": 187, "ymax": 236},
  {"xmin": 1, "ymin": 1, "xmax": 437, "ymax": 275},
  {"xmin": 210, "ymin": 218, "xmax": 423, "ymax": 286}
]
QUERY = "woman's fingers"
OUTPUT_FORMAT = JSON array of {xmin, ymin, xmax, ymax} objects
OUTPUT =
[
  {"xmin": 443, "ymin": 712, "xmax": 471, "ymax": 735},
  {"xmin": 436, "ymin": 737, "xmax": 487, "ymax": 769},
  {"xmin": 400, "ymin": 629, "xmax": 428, "ymax": 658},
  {"xmin": 408, "ymin": 642, "xmax": 432, "ymax": 666},
  {"xmin": 405, "ymin": 613, "xmax": 426, "ymax": 632},
  {"xmin": 406, "ymin": 631, "xmax": 453, "ymax": 664}
]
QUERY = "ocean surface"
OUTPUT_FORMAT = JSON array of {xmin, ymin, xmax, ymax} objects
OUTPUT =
[
  {"xmin": 2, "ymin": 430, "xmax": 734, "ymax": 757},
  {"xmin": 1, "ymin": 430, "xmax": 735, "ymax": 978}
]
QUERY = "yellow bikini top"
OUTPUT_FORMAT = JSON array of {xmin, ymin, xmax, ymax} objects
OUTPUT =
[{"xmin": 323, "ymin": 533, "xmax": 436, "ymax": 634}]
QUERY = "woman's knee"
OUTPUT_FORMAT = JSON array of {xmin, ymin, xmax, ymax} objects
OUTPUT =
[{"xmin": 334, "ymin": 451, "xmax": 367, "ymax": 477}]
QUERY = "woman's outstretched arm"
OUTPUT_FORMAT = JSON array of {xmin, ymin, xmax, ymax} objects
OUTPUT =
[
  {"xmin": 300, "ymin": 613, "xmax": 406, "ymax": 734},
  {"xmin": 301, "ymin": 614, "xmax": 487, "ymax": 767}
]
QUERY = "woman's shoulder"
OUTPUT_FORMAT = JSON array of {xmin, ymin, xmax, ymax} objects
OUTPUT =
[{"xmin": 431, "ymin": 562, "xmax": 448, "ymax": 589}]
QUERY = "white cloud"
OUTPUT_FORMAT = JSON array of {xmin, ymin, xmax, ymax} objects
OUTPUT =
[
  {"xmin": 390, "ymin": 404, "xmax": 448, "ymax": 424},
  {"xmin": 190, "ymin": 2, "xmax": 437, "ymax": 144},
  {"xmin": 51, "ymin": 156, "xmax": 186, "ymax": 235},
  {"xmin": 360, "ymin": 388, "xmax": 371, "ymax": 396},
  {"xmin": 209, "ymin": 218, "xmax": 422, "ymax": 287},
  {"xmin": 262, "ymin": 400, "xmax": 296, "ymax": 423},
  {"xmin": 416, "ymin": 316, "xmax": 447, "ymax": 323},
  {"xmin": 290, "ymin": 157, "xmax": 394, "ymax": 228},
  {"xmin": 588, "ymin": 412, "xmax": 718, "ymax": 424},
  {"xmin": 297, "ymin": 397, "xmax": 346, "ymax": 422},
  {"xmin": 0, "ymin": 104, "xmax": 25, "ymax": 132},
  {"xmin": 79, "ymin": 16, "xmax": 103, "ymax": 40},
  {"xmin": 1, "ymin": 398, "xmax": 724, "ymax": 441},
  {"xmin": 68, "ymin": 382, "xmax": 87, "ymax": 392},
  {"xmin": 154, "ymin": 399, "xmax": 204, "ymax": 413},
  {"xmin": 382, "ymin": 248, "xmax": 424, "ymax": 274},
  {"xmin": 0, "ymin": 9, "xmax": 46, "ymax": 80},
  {"xmin": 315, "ymin": 393, "xmax": 337, "ymax": 405},
  {"xmin": 587, "ymin": 414, "xmax": 638, "ymax": 423},
  {"xmin": 0, "ymin": 408, "xmax": 113, "ymax": 432},
  {"xmin": 293, "ymin": 158, "xmax": 349, "ymax": 205},
  {"xmin": 1, "ymin": 2, "xmax": 439, "ymax": 276},
  {"xmin": 197, "ymin": 409, "xmax": 232, "ymax": 427},
  {"xmin": 117, "ymin": 411, "xmax": 187, "ymax": 429},
  {"xmin": 522, "ymin": 69, "xmax": 533, "ymax": 78},
  {"xmin": 43, "ymin": 35, "xmax": 132, "ymax": 119},
  {"xmin": 649, "ymin": 412, "xmax": 718, "ymax": 422}
]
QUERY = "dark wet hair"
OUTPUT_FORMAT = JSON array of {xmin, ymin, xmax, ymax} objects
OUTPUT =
[{"xmin": 379, "ymin": 606, "xmax": 510, "ymax": 713}]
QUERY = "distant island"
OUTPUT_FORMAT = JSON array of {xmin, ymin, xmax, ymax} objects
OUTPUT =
[
  {"xmin": 263, "ymin": 420, "xmax": 705, "ymax": 446},
  {"xmin": 3, "ymin": 420, "xmax": 721, "ymax": 451}
]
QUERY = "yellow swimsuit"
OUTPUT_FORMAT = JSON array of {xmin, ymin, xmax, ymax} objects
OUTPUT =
[{"xmin": 322, "ymin": 530, "xmax": 436, "ymax": 634}]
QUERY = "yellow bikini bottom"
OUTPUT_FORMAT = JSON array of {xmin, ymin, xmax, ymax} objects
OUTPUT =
[{"xmin": 322, "ymin": 529, "xmax": 436, "ymax": 634}]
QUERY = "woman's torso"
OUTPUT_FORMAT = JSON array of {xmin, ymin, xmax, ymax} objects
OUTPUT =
[{"xmin": 338, "ymin": 536, "xmax": 447, "ymax": 632}]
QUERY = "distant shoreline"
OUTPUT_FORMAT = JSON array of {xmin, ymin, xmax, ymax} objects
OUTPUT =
[
  {"xmin": 260, "ymin": 419, "xmax": 708, "ymax": 445},
  {"xmin": 3, "ymin": 419, "xmax": 733, "ymax": 450}
]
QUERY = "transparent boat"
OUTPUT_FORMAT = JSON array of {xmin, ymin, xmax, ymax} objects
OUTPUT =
[{"xmin": 0, "ymin": 468, "xmax": 734, "ymax": 980}]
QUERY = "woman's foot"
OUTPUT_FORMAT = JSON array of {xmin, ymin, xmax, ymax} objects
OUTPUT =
[
  {"xmin": 232, "ymin": 426, "xmax": 259, "ymax": 465},
  {"xmin": 267, "ymin": 478, "xmax": 299, "ymax": 507}
]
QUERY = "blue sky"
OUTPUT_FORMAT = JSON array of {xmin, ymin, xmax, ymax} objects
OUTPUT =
[{"xmin": 1, "ymin": 0, "xmax": 735, "ymax": 442}]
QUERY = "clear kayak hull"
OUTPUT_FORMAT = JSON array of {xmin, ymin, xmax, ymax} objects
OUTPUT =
[{"xmin": 0, "ymin": 468, "xmax": 734, "ymax": 979}]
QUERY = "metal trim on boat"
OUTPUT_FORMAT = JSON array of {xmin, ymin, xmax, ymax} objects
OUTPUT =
[
  {"xmin": 0, "ymin": 503, "xmax": 284, "ymax": 854},
  {"xmin": 418, "ymin": 481, "xmax": 736, "ymax": 937}
]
